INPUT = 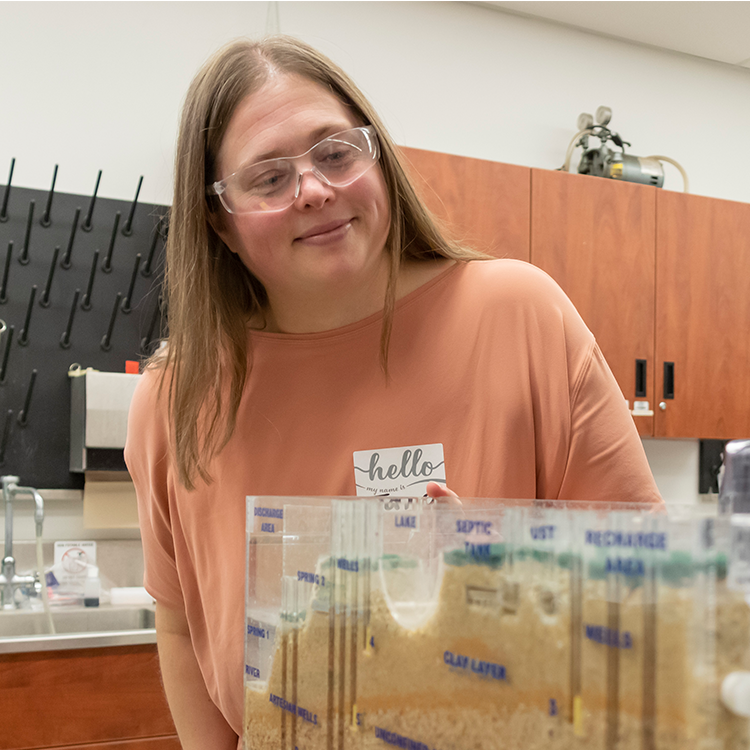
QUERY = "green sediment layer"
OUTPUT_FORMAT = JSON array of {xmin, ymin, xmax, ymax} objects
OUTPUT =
[{"xmin": 442, "ymin": 545, "xmax": 728, "ymax": 586}]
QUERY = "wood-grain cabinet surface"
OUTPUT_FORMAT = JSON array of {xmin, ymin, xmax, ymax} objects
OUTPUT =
[
  {"xmin": 399, "ymin": 146, "xmax": 530, "ymax": 261},
  {"xmin": 402, "ymin": 147, "xmax": 750, "ymax": 440},
  {"xmin": 530, "ymin": 168, "xmax": 656, "ymax": 436},
  {"xmin": 531, "ymin": 168, "xmax": 750, "ymax": 440},
  {"xmin": 655, "ymin": 190, "xmax": 750, "ymax": 438},
  {"xmin": 0, "ymin": 644, "xmax": 179, "ymax": 750}
]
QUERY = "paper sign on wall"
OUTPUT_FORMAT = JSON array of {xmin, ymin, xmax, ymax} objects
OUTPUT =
[{"xmin": 52, "ymin": 541, "xmax": 97, "ymax": 595}]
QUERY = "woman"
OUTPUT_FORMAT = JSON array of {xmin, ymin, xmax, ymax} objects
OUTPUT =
[{"xmin": 125, "ymin": 35, "xmax": 661, "ymax": 749}]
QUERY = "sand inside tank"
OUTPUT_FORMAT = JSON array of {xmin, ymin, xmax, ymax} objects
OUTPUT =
[{"xmin": 244, "ymin": 551, "xmax": 750, "ymax": 750}]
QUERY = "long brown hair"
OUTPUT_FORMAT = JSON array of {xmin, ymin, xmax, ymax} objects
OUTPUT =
[{"xmin": 158, "ymin": 35, "xmax": 488, "ymax": 490}]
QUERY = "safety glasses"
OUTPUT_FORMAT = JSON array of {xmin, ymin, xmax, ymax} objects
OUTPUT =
[{"xmin": 207, "ymin": 126, "xmax": 380, "ymax": 215}]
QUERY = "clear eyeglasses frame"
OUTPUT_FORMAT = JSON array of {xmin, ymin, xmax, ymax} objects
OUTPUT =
[{"xmin": 206, "ymin": 125, "xmax": 380, "ymax": 215}]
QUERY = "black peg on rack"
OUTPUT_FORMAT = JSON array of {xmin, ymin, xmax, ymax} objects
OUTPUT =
[
  {"xmin": 102, "ymin": 211, "xmax": 120, "ymax": 273},
  {"xmin": 121, "ymin": 253, "xmax": 142, "ymax": 314},
  {"xmin": 60, "ymin": 289, "xmax": 80, "ymax": 349},
  {"xmin": 61, "ymin": 207, "xmax": 80, "ymax": 269},
  {"xmin": 39, "ymin": 246, "xmax": 60, "ymax": 308},
  {"xmin": 140, "ymin": 295, "xmax": 162, "ymax": 352},
  {"xmin": 122, "ymin": 175, "xmax": 143, "ymax": 236},
  {"xmin": 0, "ymin": 157, "xmax": 14, "ymax": 223},
  {"xmin": 0, "ymin": 410, "xmax": 13, "ymax": 463},
  {"xmin": 81, "ymin": 170, "xmax": 102, "ymax": 232},
  {"xmin": 141, "ymin": 216, "xmax": 164, "ymax": 277},
  {"xmin": 0, "ymin": 241, "xmax": 13, "ymax": 303},
  {"xmin": 0, "ymin": 325, "xmax": 14, "ymax": 383},
  {"xmin": 19, "ymin": 200, "xmax": 34, "ymax": 265},
  {"xmin": 17, "ymin": 369, "xmax": 37, "ymax": 427},
  {"xmin": 40, "ymin": 164, "xmax": 58, "ymax": 227},
  {"xmin": 81, "ymin": 249, "xmax": 99, "ymax": 311},
  {"xmin": 18, "ymin": 286, "xmax": 37, "ymax": 346},
  {"xmin": 100, "ymin": 292, "xmax": 122, "ymax": 351}
]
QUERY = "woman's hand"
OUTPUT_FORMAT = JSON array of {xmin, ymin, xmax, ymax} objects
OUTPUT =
[{"xmin": 425, "ymin": 482, "xmax": 461, "ymax": 506}]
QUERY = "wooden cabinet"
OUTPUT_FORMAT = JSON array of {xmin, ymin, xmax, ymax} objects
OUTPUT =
[
  {"xmin": 654, "ymin": 190, "xmax": 750, "ymax": 438},
  {"xmin": 0, "ymin": 644, "xmax": 178, "ymax": 750},
  {"xmin": 530, "ymin": 168, "xmax": 657, "ymax": 436},
  {"xmin": 397, "ymin": 145, "xmax": 750, "ymax": 441},
  {"xmin": 399, "ymin": 146, "xmax": 530, "ymax": 262},
  {"xmin": 530, "ymin": 168, "xmax": 750, "ymax": 440}
]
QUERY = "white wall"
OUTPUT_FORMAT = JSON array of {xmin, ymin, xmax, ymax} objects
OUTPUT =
[
  {"xmin": 2, "ymin": 1, "xmax": 749, "ymax": 206},
  {"xmin": 641, "ymin": 438, "xmax": 700, "ymax": 505},
  {"xmin": 2, "ymin": 1, "xmax": 748, "ymax": 536}
]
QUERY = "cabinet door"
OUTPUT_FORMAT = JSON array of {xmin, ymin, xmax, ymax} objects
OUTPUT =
[
  {"xmin": 399, "ymin": 146, "xmax": 530, "ymax": 261},
  {"xmin": 655, "ymin": 191, "xmax": 750, "ymax": 438},
  {"xmin": 530, "ymin": 169, "xmax": 657, "ymax": 436},
  {"xmin": 0, "ymin": 644, "xmax": 176, "ymax": 750}
]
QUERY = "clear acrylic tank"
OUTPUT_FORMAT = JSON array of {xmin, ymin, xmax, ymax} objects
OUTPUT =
[{"xmin": 244, "ymin": 496, "xmax": 750, "ymax": 750}]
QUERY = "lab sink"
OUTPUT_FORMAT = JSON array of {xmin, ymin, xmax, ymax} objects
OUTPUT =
[{"xmin": 0, "ymin": 605, "xmax": 155, "ymax": 638}]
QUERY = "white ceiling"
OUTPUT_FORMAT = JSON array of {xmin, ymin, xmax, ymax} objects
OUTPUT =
[{"xmin": 480, "ymin": 1, "xmax": 750, "ymax": 69}]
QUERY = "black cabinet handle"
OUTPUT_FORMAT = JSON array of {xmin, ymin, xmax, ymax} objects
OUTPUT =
[
  {"xmin": 663, "ymin": 362, "xmax": 675, "ymax": 400},
  {"xmin": 635, "ymin": 359, "xmax": 647, "ymax": 398}
]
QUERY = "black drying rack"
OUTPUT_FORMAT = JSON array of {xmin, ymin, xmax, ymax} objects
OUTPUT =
[{"xmin": 0, "ymin": 159, "xmax": 168, "ymax": 489}]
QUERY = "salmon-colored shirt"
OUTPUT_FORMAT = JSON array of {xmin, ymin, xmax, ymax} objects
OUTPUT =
[{"xmin": 125, "ymin": 259, "xmax": 661, "ymax": 736}]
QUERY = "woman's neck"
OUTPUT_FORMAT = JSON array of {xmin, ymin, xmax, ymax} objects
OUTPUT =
[{"xmin": 252, "ymin": 257, "xmax": 455, "ymax": 334}]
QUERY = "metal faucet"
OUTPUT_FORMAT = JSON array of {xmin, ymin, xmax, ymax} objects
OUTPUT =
[{"xmin": 1, "ymin": 475, "xmax": 44, "ymax": 610}]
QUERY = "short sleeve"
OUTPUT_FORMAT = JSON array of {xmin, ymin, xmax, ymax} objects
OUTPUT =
[
  {"xmin": 125, "ymin": 367, "xmax": 186, "ymax": 610},
  {"xmin": 559, "ymin": 341, "xmax": 662, "ymax": 505}
]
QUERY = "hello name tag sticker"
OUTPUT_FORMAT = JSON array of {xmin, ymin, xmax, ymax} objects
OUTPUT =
[{"xmin": 353, "ymin": 443, "xmax": 445, "ymax": 496}]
